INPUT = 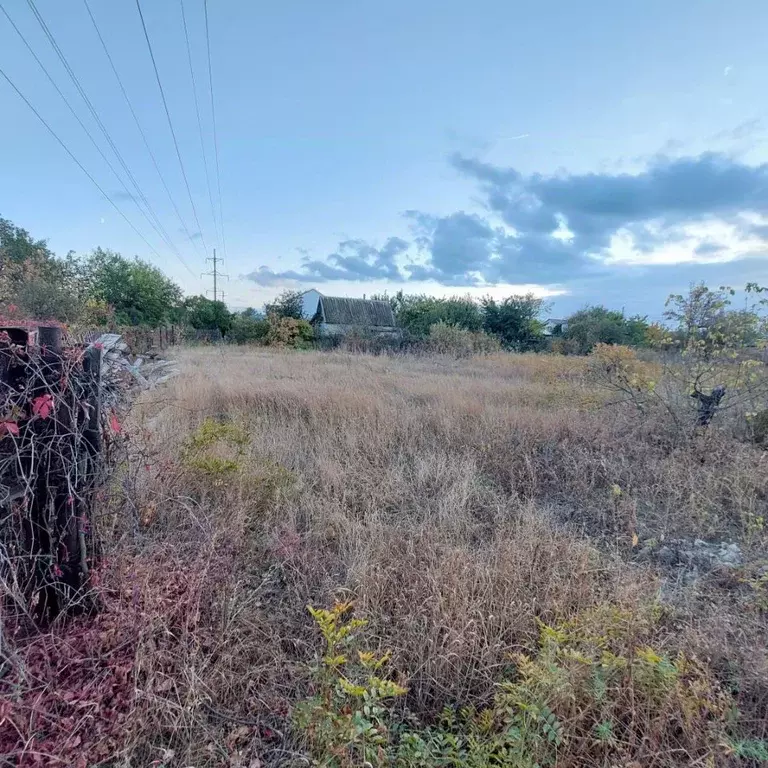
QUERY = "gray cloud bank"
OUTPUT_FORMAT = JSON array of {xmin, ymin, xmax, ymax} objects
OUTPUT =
[{"xmin": 245, "ymin": 152, "xmax": 768, "ymax": 296}]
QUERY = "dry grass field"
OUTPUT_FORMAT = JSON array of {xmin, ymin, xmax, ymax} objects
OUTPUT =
[{"xmin": 3, "ymin": 346, "xmax": 768, "ymax": 766}]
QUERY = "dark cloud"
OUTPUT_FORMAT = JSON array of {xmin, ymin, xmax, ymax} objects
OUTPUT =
[
  {"xmin": 245, "ymin": 152, "xmax": 768, "ymax": 291},
  {"xmin": 403, "ymin": 210, "xmax": 588, "ymax": 285},
  {"xmin": 404, "ymin": 211, "xmax": 498, "ymax": 285},
  {"xmin": 455, "ymin": 152, "xmax": 768, "ymax": 254},
  {"xmin": 245, "ymin": 236, "xmax": 409, "ymax": 285}
]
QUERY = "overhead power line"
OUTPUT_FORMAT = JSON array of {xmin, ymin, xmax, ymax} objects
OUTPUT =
[
  {"xmin": 203, "ymin": 0, "xmax": 227, "ymax": 267},
  {"xmin": 82, "ymin": 0, "xmax": 204, "ymax": 265},
  {"xmin": 135, "ymin": 0, "xmax": 209, "ymax": 259},
  {"xmin": 0, "ymin": 2, "xmax": 195, "ymax": 276},
  {"xmin": 0, "ymin": 65, "xmax": 167, "ymax": 263},
  {"xmin": 180, "ymin": 0, "xmax": 219, "ymax": 255},
  {"xmin": 24, "ymin": 0, "xmax": 189, "ymax": 269}
]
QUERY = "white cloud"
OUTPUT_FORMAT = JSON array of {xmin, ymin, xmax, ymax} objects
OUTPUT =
[
  {"xmin": 724, "ymin": 65, "xmax": 733, "ymax": 77},
  {"xmin": 602, "ymin": 216, "xmax": 768, "ymax": 267}
]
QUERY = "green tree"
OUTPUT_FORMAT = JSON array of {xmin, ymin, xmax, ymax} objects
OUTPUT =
[
  {"xmin": 481, "ymin": 294, "xmax": 547, "ymax": 350},
  {"xmin": 1, "ymin": 217, "xmax": 86, "ymax": 319},
  {"xmin": 564, "ymin": 306, "xmax": 650, "ymax": 354},
  {"xmin": 13, "ymin": 279, "xmax": 82, "ymax": 322},
  {"xmin": 264, "ymin": 290, "xmax": 304, "ymax": 319},
  {"xmin": 0, "ymin": 216, "xmax": 54, "ymax": 269},
  {"xmin": 663, "ymin": 282, "xmax": 768, "ymax": 351},
  {"xmin": 395, "ymin": 294, "xmax": 483, "ymax": 337},
  {"xmin": 182, "ymin": 295, "xmax": 233, "ymax": 335},
  {"xmin": 82, "ymin": 248, "xmax": 183, "ymax": 326}
]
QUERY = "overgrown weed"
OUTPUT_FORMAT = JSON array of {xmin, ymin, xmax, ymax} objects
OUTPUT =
[{"xmin": 3, "ymin": 347, "xmax": 766, "ymax": 765}]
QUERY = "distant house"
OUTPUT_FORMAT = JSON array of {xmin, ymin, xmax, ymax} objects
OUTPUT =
[
  {"xmin": 543, "ymin": 318, "xmax": 567, "ymax": 336},
  {"xmin": 300, "ymin": 290, "xmax": 400, "ymax": 337}
]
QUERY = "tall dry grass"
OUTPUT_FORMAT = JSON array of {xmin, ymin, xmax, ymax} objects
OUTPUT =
[{"xmin": 2, "ymin": 347, "xmax": 767, "ymax": 766}]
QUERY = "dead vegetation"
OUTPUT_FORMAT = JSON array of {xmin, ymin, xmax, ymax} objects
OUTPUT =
[{"xmin": 2, "ymin": 347, "xmax": 768, "ymax": 766}]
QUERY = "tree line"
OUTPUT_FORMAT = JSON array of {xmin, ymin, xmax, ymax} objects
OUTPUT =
[
  {"xmin": 1, "ymin": 216, "xmax": 230, "ymax": 331},
  {"xmin": 2, "ymin": 215, "xmax": 765, "ymax": 352}
]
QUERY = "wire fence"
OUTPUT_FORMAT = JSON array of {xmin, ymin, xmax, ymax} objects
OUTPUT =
[{"xmin": 0, "ymin": 326, "xmax": 128, "ymax": 630}]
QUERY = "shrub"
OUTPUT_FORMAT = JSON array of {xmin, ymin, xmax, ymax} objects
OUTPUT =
[
  {"xmin": 426, "ymin": 321, "xmax": 500, "ymax": 357},
  {"xmin": 588, "ymin": 343, "xmax": 659, "ymax": 408},
  {"xmin": 179, "ymin": 417, "xmax": 295, "ymax": 508},
  {"xmin": 396, "ymin": 295, "xmax": 483, "ymax": 337},
  {"xmin": 748, "ymin": 407, "xmax": 768, "ymax": 446},
  {"xmin": 266, "ymin": 315, "xmax": 315, "ymax": 347},
  {"xmin": 296, "ymin": 602, "xmax": 758, "ymax": 768},
  {"xmin": 334, "ymin": 327, "xmax": 406, "ymax": 355},
  {"xmin": 14, "ymin": 278, "xmax": 82, "ymax": 321},
  {"xmin": 181, "ymin": 418, "xmax": 250, "ymax": 479},
  {"xmin": 229, "ymin": 313, "xmax": 270, "ymax": 344},
  {"xmin": 294, "ymin": 602, "xmax": 407, "ymax": 767}
]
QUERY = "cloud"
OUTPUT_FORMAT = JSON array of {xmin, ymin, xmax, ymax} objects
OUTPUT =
[
  {"xmin": 694, "ymin": 241, "xmax": 725, "ymax": 257},
  {"xmin": 244, "ymin": 237, "xmax": 409, "ymax": 285},
  {"xmin": 405, "ymin": 211, "xmax": 498, "ymax": 285},
  {"xmin": 452, "ymin": 151, "xmax": 768, "ymax": 256},
  {"xmin": 731, "ymin": 118, "xmax": 763, "ymax": 140},
  {"xmin": 724, "ymin": 65, "xmax": 733, "ymax": 77},
  {"xmin": 713, "ymin": 118, "xmax": 764, "ymax": 142},
  {"xmin": 245, "ymin": 151, "xmax": 768, "ymax": 291}
]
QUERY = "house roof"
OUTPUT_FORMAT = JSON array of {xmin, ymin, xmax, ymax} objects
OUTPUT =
[{"xmin": 319, "ymin": 296, "xmax": 396, "ymax": 327}]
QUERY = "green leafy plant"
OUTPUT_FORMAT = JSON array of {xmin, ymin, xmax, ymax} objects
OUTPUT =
[
  {"xmin": 294, "ymin": 601, "xmax": 407, "ymax": 767},
  {"xmin": 295, "ymin": 602, "xmax": 760, "ymax": 767},
  {"xmin": 181, "ymin": 418, "xmax": 250, "ymax": 480},
  {"xmin": 723, "ymin": 738, "xmax": 768, "ymax": 762}
]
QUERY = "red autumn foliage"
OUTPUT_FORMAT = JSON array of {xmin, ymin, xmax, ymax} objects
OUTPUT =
[
  {"xmin": 0, "ymin": 420, "xmax": 20, "ymax": 436},
  {"xmin": 0, "ymin": 553, "xmax": 206, "ymax": 766},
  {"xmin": 31, "ymin": 394, "xmax": 54, "ymax": 420}
]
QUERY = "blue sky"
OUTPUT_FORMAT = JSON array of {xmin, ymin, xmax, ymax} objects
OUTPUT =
[{"xmin": 2, "ymin": 0, "xmax": 768, "ymax": 318}]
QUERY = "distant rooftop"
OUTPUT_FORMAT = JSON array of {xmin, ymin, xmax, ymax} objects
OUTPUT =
[{"xmin": 319, "ymin": 295, "xmax": 396, "ymax": 327}]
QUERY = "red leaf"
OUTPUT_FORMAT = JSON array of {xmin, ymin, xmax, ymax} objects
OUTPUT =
[
  {"xmin": 31, "ymin": 394, "xmax": 54, "ymax": 419},
  {"xmin": 0, "ymin": 421, "xmax": 19, "ymax": 436},
  {"xmin": 109, "ymin": 412, "xmax": 122, "ymax": 433}
]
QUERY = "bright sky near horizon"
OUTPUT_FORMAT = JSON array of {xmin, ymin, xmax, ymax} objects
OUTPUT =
[{"xmin": 2, "ymin": 0, "xmax": 768, "ymax": 318}]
